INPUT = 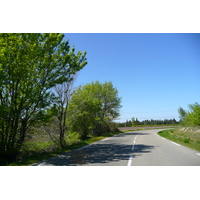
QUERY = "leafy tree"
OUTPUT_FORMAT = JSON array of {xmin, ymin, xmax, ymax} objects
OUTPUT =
[
  {"xmin": 185, "ymin": 103, "xmax": 200, "ymax": 126},
  {"xmin": 178, "ymin": 103, "xmax": 200, "ymax": 126},
  {"xmin": 0, "ymin": 33, "xmax": 87, "ymax": 165},
  {"xmin": 131, "ymin": 117, "xmax": 135, "ymax": 127},
  {"xmin": 135, "ymin": 118, "xmax": 140, "ymax": 125},
  {"xmin": 68, "ymin": 81, "xmax": 121, "ymax": 139},
  {"xmin": 178, "ymin": 107, "xmax": 187, "ymax": 122}
]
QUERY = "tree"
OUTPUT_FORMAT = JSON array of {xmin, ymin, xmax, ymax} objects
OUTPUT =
[
  {"xmin": 0, "ymin": 33, "xmax": 87, "ymax": 165},
  {"xmin": 68, "ymin": 81, "xmax": 122, "ymax": 139},
  {"xmin": 52, "ymin": 75, "xmax": 76, "ymax": 148},
  {"xmin": 131, "ymin": 117, "xmax": 135, "ymax": 127},
  {"xmin": 185, "ymin": 103, "xmax": 200, "ymax": 126},
  {"xmin": 178, "ymin": 107, "xmax": 187, "ymax": 122},
  {"xmin": 178, "ymin": 103, "xmax": 200, "ymax": 126}
]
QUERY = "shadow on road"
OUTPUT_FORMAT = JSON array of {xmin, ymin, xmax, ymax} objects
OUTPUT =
[
  {"xmin": 114, "ymin": 131, "xmax": 150, "ymax": 138},
  {"xmin": 40, "ymin": 142, "xmax": 155, "ymax": 166}
]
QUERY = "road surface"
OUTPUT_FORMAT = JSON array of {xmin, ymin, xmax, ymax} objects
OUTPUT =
[{"xmin": 33, "ymin": 129, "xmax": 200, "ymax": 166}]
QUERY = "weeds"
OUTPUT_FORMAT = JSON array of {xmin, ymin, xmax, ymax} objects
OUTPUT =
[{"xmin": 184, "ymin": 138, "xmax": 190, "ymax": 143}]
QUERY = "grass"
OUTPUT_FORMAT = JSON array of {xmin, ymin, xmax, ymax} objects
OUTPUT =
[
  {"xmin": 158, "ymin": 127, "xmax": 200, "ymax": 152},
  {"xmin": 8, "ymin": 131, "xmax": 122, "ymax": 166}
]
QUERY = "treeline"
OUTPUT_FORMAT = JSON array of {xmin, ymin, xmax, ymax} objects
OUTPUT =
[
  {"xmin": 117, "ymin": 118, "xmax": 179, "ymax": 127},
  {"xmin": 178, "ymin": 102, "xmax": 200, "ymax": 126},
  {"xmin": 0, "ymin": 33, "xmax": 121, "ymax": 165}
]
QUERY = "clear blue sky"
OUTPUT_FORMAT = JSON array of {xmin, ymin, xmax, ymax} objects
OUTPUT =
[{"xmin": 64, "ymin": 33, "xmax": 200, "ymax": 122}]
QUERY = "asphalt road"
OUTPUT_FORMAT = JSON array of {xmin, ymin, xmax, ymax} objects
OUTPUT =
[{"xmin": 33, "ymin": 129, "xmax": 200, "ymax": 166}]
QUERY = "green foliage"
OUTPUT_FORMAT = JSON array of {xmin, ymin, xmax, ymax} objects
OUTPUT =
[
  {"xmin": 68, "ymin": 81, "xmax": 122, "ymax": 139},
  {"xmin": 184, "ymin": 138, "xmax": 190, "ymax": 143},
  {"xmin": 178, "ymin": 102, "xmax": 200, "ymax": 126},
  {"xmin": 0, "ymin": 33, "xmax": 87, "ymax": 165},
  {"xmin": 131, "ymin": 117, "xmax": 135, "ymax": 127},
  {"xmin": 178, "ymin": 107, "xmax": 187, "ymax": 122}
]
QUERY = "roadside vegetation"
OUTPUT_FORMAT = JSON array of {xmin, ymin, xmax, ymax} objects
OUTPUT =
[
  {"xmin": 158, "ymin": 127, "xmax": 200, "ymax": 151},
  {"xmin": 158, "ymin": 102, "xmax": 200, "ymax": 151},
  {"xmin": 178, "ymin": 102, "xmax": 200, "ymax": 127}
]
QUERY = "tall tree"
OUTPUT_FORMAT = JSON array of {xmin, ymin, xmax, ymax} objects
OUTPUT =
[
  {"xmin": 0, "ymin": 33, "xmax": 87, "ymax": 165},
  {"xmin": 178, "ymin": 107, "xmax": 187, "ymax": 122}
]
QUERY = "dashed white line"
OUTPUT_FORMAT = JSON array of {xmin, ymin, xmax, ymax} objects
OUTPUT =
[
  {"xmin": 127, "ymin": 155, "xmax": 133, "ymax": 166},
  {"xmin": 171, "ymin": 142, "xmax": 181, "ymax": 146},
  {"xmin": 127, "ymin": 135, "xmax": 138, "ymax": 166},
  {"xmin": 101, "ymin": 138, "xmax": 108, "ymax": 141},
  {"xmin": 196, "ymin": 153, "xmax": 200, "ymax": 156}
]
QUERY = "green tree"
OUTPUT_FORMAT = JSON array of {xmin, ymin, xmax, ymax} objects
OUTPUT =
[
  {"xmin": 0, "ymin": 33, "xmax": 87, "ymax": 165},
  {"xmin": 178, "ymin": 107, "xmax": 187, "ymax": 122},
  {"xmin": 68, "ymin": 81, "xmax": 121, "ymax": 139},
  {"xmin": 131, "ymin": 117, "xmax": 135, "ymax": 127},
  {"xmin": 178, "ymin": 103, "xmax": 200, "ymax": 126},
  {"xmin": 185, "ymin": 103, "xmax": 200, "ymax": 126}
]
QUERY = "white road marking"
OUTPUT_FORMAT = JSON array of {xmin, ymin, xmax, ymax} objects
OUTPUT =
[
  {"xmin": 133, "ymin": 139, "xmax": 136, "ymax": 144},
  {"xmin": 196, "ymin": 153, "xmax": 200, "ymax": 156},
  {"xmin": 113, "ymin": 133, "xmax": 122, "ymax": 137},
  {"xmin": 135, "ymin": 135, "xmax": 138, "ymax": 139},
  {"xmin": 38, "ymin": 161, "xmax": 46, "ymax": 166},
  {"xmin": 101, "ymin": 138, "xmax": 108, "ymax": 141},
  {"xmin": 77, "ymin": 144, "xmax": 92, "ymax": 151},
  {"xmin": 131, "ymin": 145, "xmax": 134, "ymax": 151},
  {"xmin": 127, "ymin": 155, "xmax": 133, "ymax": 166},
  {"xmin": 171, "ymin": 142, "xmax": 181, "ymax": 146},
  {"xmin": 156, "ymin": 133, "xmax": 167, "ymax": 140}
]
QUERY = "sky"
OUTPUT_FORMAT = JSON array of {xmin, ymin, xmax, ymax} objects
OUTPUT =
[{"xmin": 64, "ymin": 33, "xmax": 200, "ymax": 122}]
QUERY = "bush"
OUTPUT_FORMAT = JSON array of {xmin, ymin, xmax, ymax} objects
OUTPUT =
[{"xmin": 184, "ymin": 138, "xmax": 190, "ymax": 143}]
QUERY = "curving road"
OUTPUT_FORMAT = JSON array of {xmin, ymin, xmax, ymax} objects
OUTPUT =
[{"xmin": 33, "ymin": 129, "xmax": 200, "ymax": 166}]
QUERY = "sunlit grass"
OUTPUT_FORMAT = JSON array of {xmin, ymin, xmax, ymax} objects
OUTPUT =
[{"xmin": 158, "ymin": 127, "xmax": 200, "ymax": 151}]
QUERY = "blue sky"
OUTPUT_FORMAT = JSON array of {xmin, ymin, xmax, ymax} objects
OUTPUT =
[{"xmin": 64, "ymin": 33, "xmax": 200, "ymax": 122}]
